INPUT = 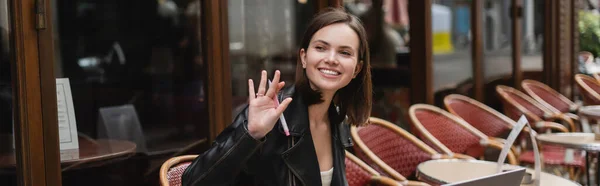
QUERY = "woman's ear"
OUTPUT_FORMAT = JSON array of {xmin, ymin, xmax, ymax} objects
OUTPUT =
[
  {"xmin": 300, "ymin": 48, "xmax": 307, "ymax": 68},
  {"xmin": 353, "ymin": 60, "xmax": 363, "ymax": 78}
]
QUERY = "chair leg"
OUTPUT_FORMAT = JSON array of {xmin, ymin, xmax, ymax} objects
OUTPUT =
[
  {"xmin": 568, "ymin": 166, "xmax": 575, "ymax": 181},
  {"xmin": 565, "ymin": 166, "xmax": 584, "ymax": 183},
  {"xmin": 574, "ymin": 167, "xmax": 582, "ymax": 182},
  {"xmin": 553, "ymin": 168, "xmax": 563, "ymax": 177}
]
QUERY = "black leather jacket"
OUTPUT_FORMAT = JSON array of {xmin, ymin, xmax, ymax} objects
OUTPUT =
[{"xmin": 182, "ymin": 86, "xmax": 353, "ymax": 186}]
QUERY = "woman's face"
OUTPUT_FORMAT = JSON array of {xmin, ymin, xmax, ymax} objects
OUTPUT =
[{"xmin": 300, "ymin": 23, "xmax": 361, "ymax": 94}]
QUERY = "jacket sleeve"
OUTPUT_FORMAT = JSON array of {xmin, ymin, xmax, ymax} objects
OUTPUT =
[{"xmin": 182, "ymin": 105, "xmax": 265, "ymax": 186}]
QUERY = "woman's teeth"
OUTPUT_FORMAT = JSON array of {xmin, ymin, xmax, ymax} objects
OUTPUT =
[{"xmin": 320, "ymin": 69, "xmax": 339, "ymax": 75}]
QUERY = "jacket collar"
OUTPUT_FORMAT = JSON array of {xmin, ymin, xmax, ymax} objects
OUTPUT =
[
  {"xmin": 278, "ymin": 86, "xmax": 345, "ymax": 137},
  {"xmin": 278, "ymin": 86, "xmax": 350, "ymax": 185},
  {"xmin": 281, "ymin": 124, "xmax": 348, "ymax": 186},
  {"xmin": 278, "ymin": 86, "xmax": 309, "ymax": 136}
]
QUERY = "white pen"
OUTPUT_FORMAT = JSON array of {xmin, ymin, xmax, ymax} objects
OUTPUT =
[{"xmin": 269, "ymin": 79, "xmax": 290, "ymax": 136}]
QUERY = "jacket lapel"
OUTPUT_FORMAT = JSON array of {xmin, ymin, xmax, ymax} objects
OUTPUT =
[
  {"xmin": 329, "ymin": 138, "xmax": 346, "ymax": 186},
  {"xmin": 278, "ymin": 86, "xmax": 308, "ymax": 136},
  {"xmin": 279, "ymin": 88, "xmax": 321, "ymax": 185},
  {"xmin": 278, "ymin": 86, "xmax": 351, "ymax": 186},
  {"xmin": 281, "ymin": 133, "xmax": 322, "ymax": 185},
  {"xmin": 330, "ymin": 109, "xmax": 349, "ymax": 186}
]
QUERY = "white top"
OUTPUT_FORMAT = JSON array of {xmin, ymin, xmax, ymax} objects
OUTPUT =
[{"xmin": 320, "ymin": 167, "xmax": 334, "ymax": 186}]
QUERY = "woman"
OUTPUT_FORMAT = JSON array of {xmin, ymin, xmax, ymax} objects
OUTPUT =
[{"xmin": 182, "ymin": 8, "xmax": 372, "ymax": 186}]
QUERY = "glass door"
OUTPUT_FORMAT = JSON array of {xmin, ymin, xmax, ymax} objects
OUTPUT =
[
  {"xmin": 0, "ymin": 0, "xmax": 15, "ymax": 184},
  {"xmin": 36, "ymin": 0, "xmax": 211, "ymax": 185},
  {"xmin": 1, "ymin": 0, "xmax": 63, "ymax": 185}
]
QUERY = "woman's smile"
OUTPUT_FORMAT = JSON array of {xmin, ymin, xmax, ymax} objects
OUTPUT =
[{"xmin": 318, "ymin": 68, "xmax": 341, "ymax": 77}]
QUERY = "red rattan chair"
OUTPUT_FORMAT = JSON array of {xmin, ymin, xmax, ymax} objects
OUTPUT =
[
  {"xmin": 496, "ymin": 85, "xmax": 576, "ymax": 132},
  {"xmin": 159, "ymin": 155, "xmax": 197, "ymax": 186},
  {"xmin": 444, "ymin": 94, "xmax": 519, "ymax": 139},
  {"xmin": 444, "ymin": 94, "xmax": 567, "ymax": 135},
  {"xmin": 350, "ymin": 117, "xmax": 438, "ymax": 186},
  {"xmin": 521, "ymin": 80, "xmax": 580, "ymax": 121},
  {"xmin": 575, "ymin": 74, "xmax": 600, "ymax": 106},
  {"xmin": 443, "ymin": 94, "xmax": 584, "ymax": 180},
  {"xmin": 345, "ymin": 151, "xmax": 408, "ymax": 186},
  {"xmin": 408, "ymin": 104, "xmax": 518, "ymax": 165},
  {"xmin": 593, "ymin": 73, "xmax": 600, "ymax": 83},
  {"xmin": 445, "ymin": 94, "xmax": 529, "ymax": 154}
]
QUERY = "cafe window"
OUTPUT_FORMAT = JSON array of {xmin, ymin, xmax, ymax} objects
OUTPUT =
[
  {"xmin": 228, "ymin": 0, "xmax": 316, "ymax": 115},
  {"xmin": 50, "ymin": 0, "xmax": 209, "ymax": 185},
  {"xmin": 344, "ymin": 0, "xmax": 412, "ymax": 129},
  {"xmin": 0, "ymin": 0, "xmax": 13, "ymax": 184},
  {"xmin": 478, "ymin": 0, "xmax": 544, "ymax": 109},
  {"xmin": 431, "ymin": 0, "xmax": 474, "ymax": 107}
]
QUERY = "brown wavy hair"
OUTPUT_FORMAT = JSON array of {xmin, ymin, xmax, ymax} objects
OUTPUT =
[{"xmin": 295, "ymin": 8, "xmax": 372, "ymax": 126}]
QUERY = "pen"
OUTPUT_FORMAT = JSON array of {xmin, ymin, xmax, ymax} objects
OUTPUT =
[{"xmin": 269, "ymin": 79, "xmax": 290, "ymax": 136}]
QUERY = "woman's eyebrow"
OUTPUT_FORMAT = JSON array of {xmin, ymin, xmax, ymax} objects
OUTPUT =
[
  {"xmin": 312, "ymin": 40, "xmax": 356, "ymax": 51},
  {"xmin": 311, "ymin": 40, "xmax": 330, "ymax": 46},
  {"xmin": 338, "ymin": 45, "xmax": 355, "ymax": 50}
]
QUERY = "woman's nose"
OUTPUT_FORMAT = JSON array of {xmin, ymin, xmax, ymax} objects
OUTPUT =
[{"xmin": 324, "ymin": 51, "xmax": 338, "ymax": 65}]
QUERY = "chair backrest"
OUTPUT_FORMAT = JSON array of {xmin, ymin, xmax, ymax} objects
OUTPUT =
[
  {"xmin": 495, "ymin": 85, "xmax": 550, "ymax": 122},
  {"xmin": 409, "ymin": 104, "xmax": 489, "ymax": 158},
  {"xmin": 594, "ymin": 73, "xmax": 600, "ymax": 82},
  {"xmin": 575, "ymin": 74, "xmax": 600, "ymax": 105},
  {"xmin": 346, "ymin": 152, "xmax": 375, "ymax": 186},
  {"xmin": 444, "ymin": 94, "xmax": 515, "ymax": 138},
  {"xmin": 521, "ymin": 79, "xmax": 575, "ymax": 113},
  {"xmin": 345, "ymin": 151, "xmax": 401, "ymax": 186},
  {"xmin": 160, "ymin": 155, "xmax": 198, "ymax": 186},
  {"xmin": 350, "ymin": 117, "xmax": 441, "ymax": 180}
]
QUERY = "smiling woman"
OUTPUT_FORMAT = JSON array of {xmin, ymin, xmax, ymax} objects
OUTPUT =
[
  {"xmin": 295, "ymin": 9, "xmax": 372, "ymax": 127},
  {"xmin": 182, "ymin": 8, "xmax": 372, "ymax": 186}
]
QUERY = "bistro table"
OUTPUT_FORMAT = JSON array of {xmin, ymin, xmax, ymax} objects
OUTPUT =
[
  {"xmin": 537, "ymin": 132, "xmax": 600, "ymax": 185},
  {"xmin": 578, "ymin": 106, "xmax": 600, "ymax": 133},
  {"xmin": 416, "ymin": 159, "xmax": 580, "ymax": 186},
  {"xmin": 0, "ymin": 136, "xmax": 137, "ymax": 169}
]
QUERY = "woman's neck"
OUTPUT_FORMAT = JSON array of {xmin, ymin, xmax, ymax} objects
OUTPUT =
[{"xmin": 308, "ymin": 91, "xmax": 335, "ymax": 126}]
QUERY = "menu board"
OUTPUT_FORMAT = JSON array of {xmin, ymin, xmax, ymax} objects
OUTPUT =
[{"xmin": 56, "ymin": 78, "xmax": 79, "ymax": 150}]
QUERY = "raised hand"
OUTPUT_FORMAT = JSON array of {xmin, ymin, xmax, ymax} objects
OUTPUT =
[{"xmin": 247, "ymin": 70, "xmax": 293, "ymax": 139}]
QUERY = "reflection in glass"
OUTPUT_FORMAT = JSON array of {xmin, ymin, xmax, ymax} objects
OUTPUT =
[
  {"xmin": 432, "ymin": 0, "xmax": 473, "ymax": 106},
  {"xmin": 482, "ymin": 0, "xmax": 513, "ymax": 80},
  {"xmin": 480, "ymin": 0, "xmax": 543, "ymax": 93},
  {"xmin": 229, "ymin": 0, "xmax": 315, "ymax": 114},
  {"xmin": 578, "ymin": 0, "xmax": 600, "ymax": 75},
  {"xmin": 0, "ymin": 0, "xmax": 13, "ymax": 184},
  {"xmin": 522, "ymin": 0, "xmax": 543, "ymax": 74},
  {"xmin": 0, "ymin": 0, "xmax": 9, "ymax": 134},
  {"xmin": 345, "ymin": 0, "xmax": 412, "ymax": 128},
  {"xmin": 52, "ymin": 0, "xmax": 208, "ymax": 185}
]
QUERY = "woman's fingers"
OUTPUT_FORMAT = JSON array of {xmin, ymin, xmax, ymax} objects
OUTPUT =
[
  {"xmin": 276, "ymin": 98, "xmax": 293, "ymax": 114},
  {"xmin": 257, "ymin": 70, "xmax": 267, "ymax": 96},
  {"xmin": 248, "ymin": 79, "xmax": 255, "ymax": 102},
  {"xmin": 266, "ymin": 70, "xmax": 280, "ymax": 98},
  {"xmin": 276, "ymin": 82, "xmax": 285, "ymax": 93}
]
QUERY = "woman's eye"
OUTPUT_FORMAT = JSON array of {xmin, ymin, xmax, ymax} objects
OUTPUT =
[
  {"xmin": 340, "ymin": 51, "xmax": 352, "ymax": 56},
  {"xmin": 315, "ymin": 46, "xmax": 325, "ymax": 51}
]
